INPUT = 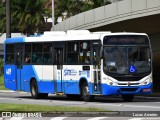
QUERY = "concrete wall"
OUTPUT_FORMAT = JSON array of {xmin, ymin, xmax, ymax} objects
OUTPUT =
[{"xmin": 54, "ymin": 0, "xmax": 160, "ymax": 31}]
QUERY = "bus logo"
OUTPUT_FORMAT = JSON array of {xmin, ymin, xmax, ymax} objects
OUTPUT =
[{"xmin": 6, "ymin": 68, "xmax": 11, "ymax": 75}]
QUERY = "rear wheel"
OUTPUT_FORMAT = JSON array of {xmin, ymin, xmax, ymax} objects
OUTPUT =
[
  {"xmin": 81, "ymin": 82, "xmax": 94, "ymax": 102},
  {"xmin": 30, "ymin": 80, "xmax": 48, "ymax": 99},
  {"xmin": 122, "ymin": 95, "xmax": 134, "ymax": 102}
]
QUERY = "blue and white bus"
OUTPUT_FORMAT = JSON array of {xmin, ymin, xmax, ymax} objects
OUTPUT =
[{"xmin": 4, "ymin": 30, "xmax": 152, "ymax": 102}]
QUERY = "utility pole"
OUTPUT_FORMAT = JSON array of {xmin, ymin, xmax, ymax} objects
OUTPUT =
[
  {"xmin": 6, "ymin": 0, "xmax": 11, "ymax": 38},
  {"xmin": 51, "ymin": 0, "xmax": 54, "ymax": 31}
]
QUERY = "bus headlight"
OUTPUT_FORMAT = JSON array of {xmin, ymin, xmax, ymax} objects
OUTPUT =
[
  {"xmin": 106, "ymin": 78, "xmax": 118, "ymax": 86},
  {"xmin": 141, "ymin": 75, "xmax": 152, "ymax": 86}
]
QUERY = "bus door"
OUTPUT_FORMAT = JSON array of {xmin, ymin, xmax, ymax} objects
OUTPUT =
[
  {"xmin": 92, "ymin": 43, "xmax": 102, "ymax": 94},
  {"xmin": 15, "ymin": 44, "xmax": 24, "ymax": 90},
  {"xmin": 54, "ymin": 48, "xmax": 63, "ymax": 93}
]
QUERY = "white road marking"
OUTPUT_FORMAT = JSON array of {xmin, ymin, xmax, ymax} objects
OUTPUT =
[
  {"xmin": 50, "ymin": 117, "xmax": 67, "ymax": 120},
  {"xmin": 95, "ymin": 103, "xmax": 160, "ymax": 109},
  {"xmin": 129, "ymin": 118, "xmax": 160, "ymax": 120},
  {"xmin": 87, "ymin": 117, "xmax": 108, "ymax": 120},
  {"xmin": 10, "ymin": 117, "xmax": 23, "ymax": 120}
]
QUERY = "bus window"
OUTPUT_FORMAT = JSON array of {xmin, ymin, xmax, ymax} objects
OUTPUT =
[
  {"xmin": 32, "ymin": 43, "xmax": 43, "ymax": 64},
  {"xmin": 66, "ymin": 42, "xmax": 79, "ymax": 64},
  {"xmin": 6, "ymin": 44, "xmax": 15, "ymax": 64},
  {"xmin": 43, "ymin": 43, "xmax": 52, "ymax": 64},
  {"xmin": 24, "ymin": 44, "xmax": 31, "ymax": 64},
  {"xmin": 79, "ymin": 41, "xmax": 90, "ymax": 64}
]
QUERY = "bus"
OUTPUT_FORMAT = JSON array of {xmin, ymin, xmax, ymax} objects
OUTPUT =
[{"xmin": 4, "ymin": 30, "xmax": 152, "ymax": 102}]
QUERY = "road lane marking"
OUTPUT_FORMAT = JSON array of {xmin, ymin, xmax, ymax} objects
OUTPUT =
[
  {"xmin": 87, "ymin": 117, "xmax": 108, "ymax": 120},
  {"xmin": 10, "ymin": 117, "xmax": 23, "ymax": 120},
  {"xmin": 94, "ymin": 103, "xmax": 160, "ymax": 109},
  {"xmin": 50, "ymin": 117, "xmax": 67, "ymax": 120},
  {"xmin": 129, "ymin": 118, "xmax": 160, "ymax": 120}
]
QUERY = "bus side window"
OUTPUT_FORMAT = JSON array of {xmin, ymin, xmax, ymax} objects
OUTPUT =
[
  {"xmin": 43, "ymin": 43, "xmax": 52, "ymax": 64},
  {"xmin": 66, "ymin": 42, "xmax": 79, "ymax": 64},
  {"xmin": 79, "ymin": 42, "xmax": 90, "ymax": 64},
  {"xmin": 32, "ymin": 43, "xmax": 43, "ymax": 64},
  {"xmin": 6, "ymin": 44, "xmax": 15, "ymax": 64},
  {"xmin": 24, "ymin": 44, "xmax": 31, "ymax": 64}
]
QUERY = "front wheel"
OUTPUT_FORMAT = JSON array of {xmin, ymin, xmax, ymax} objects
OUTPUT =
[
  {"xmin": 122, "ymin": 95, "xmax": 134, "ymax": 102},
  {"xmin": 81, "ymin": 82, "xmax": 94, "ymax": 102}
]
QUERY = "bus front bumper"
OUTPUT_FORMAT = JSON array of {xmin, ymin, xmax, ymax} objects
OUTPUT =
[{"xmin": 101, "ymin": 83, "xmax": 152, "ymax": 95}]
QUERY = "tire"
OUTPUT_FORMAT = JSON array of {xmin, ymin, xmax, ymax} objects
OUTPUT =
[
  {"xmin": 81, "ymin": 82, "xmax": 94, "ymax": 102},
  {"xmin": 30, "ymin": 80, "xmax": 48, "ymax": 99},
  {"xmin": 122, "ymin": 95, "xmax": 134, "ymax": 102}
]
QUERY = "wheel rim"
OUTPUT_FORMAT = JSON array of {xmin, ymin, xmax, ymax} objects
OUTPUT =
[
  {"xmin": 31, "ymin": 84, "xmax": 36, "ymax": 96},
  {"xmin": 83, "ymin": 86, "xmax": 89, "ymax": 99}
]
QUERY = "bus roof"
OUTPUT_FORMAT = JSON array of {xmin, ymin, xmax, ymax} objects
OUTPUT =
[{"xmin": 5, "ymin": 31, "xmax": 148, "ymax": 44}]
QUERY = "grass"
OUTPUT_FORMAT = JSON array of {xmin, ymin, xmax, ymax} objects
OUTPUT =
[{"xmin": 0, "ymin": 103, "xmax": 107, "ymax": 112}]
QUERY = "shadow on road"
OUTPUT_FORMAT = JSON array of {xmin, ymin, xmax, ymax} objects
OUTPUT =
[{"xmin": 15, "ymin": 94, "xmax": 160, "ymax": 103}]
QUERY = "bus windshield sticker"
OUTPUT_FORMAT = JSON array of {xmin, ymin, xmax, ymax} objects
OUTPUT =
[{"xmin": 129, "ymin": 65, "xmax": 136, "ymax": 73}]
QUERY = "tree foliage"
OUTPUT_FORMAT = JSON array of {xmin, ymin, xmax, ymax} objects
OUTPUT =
[
  {"xmin": 0, "ymin": 0, "xmax": 50, "ymax": 36},
  {"xmin": 54, "ymin": 0, "xmax": 111, "ymax": 24}
]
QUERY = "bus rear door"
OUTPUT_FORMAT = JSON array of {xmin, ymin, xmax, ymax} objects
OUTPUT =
[
  {"xmin": 15, "ymin": 44, "xmax": 24, "ymax": 91},
  {"xmin": 54, "ymin": 46, "xmax": 64, "ymax": 93}
]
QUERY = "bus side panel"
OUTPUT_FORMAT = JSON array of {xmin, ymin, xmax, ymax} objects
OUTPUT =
[
  {"xmin": 41, "ymin": 66, "xmax": 54, "ymax": 93},
  {"xmin": 63, "ymin": 80, "xmax": 80, "ymax": 94},
  {"xmin": 22, "ymin": 65, "xmax": 37, "ymax": 92},
  {"xmin": 4, "ymin": 65, "xmax": 17, "ymax": 91},
  {"xmin": 34, "ymin": 65, "xmax": 54, "ymax": 94},
  {"xmin": 63, "ymin": 65, "xmax": 92, "ymax": 95}
]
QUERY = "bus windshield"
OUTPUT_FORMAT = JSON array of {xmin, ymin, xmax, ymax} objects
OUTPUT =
[{"xmin": 103, "ymin": 35, "xmax": 151, "ymax": 75}]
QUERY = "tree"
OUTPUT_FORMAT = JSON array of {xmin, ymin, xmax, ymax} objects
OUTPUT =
[
  {"xmin": 13, "ymin": 0, "xmax": 50, "ymax": 36},
  {"xmin": 54, "ymin": 0, "xmax": 111, "ymax": 24},
  {"xmin": 55, "ymin": 0, "xmax": 85, "ymax": 23},
  {"xmin": 0, "ymin": 0, "xmax": 50, "ymax": 36}
]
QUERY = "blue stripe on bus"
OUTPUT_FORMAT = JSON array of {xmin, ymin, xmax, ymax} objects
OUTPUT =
[
  {"xmin": 5, "ymin": 37, "xmax": 25, "ymax": 43},
  {"xmin": 5, "ymin": 64, "xmax": 152, "ymax": 96}
]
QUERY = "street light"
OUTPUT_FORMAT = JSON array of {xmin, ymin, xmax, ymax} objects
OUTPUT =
[
  {"xmin": 62, "ymin": 11, "xmax": 67, "ymax": 20},
  {"xmin": 5, "ymin": 0, "xmax": 11, "ymax": 38},
  {"xmin": 2, "ymin": 0, "xmax": 11, "ymax": 38},
  {"xmin": 51, "ymin": 0, "xmax": 54, "ymax": 31}
]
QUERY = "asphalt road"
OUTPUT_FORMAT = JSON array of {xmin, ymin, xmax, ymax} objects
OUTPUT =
[
  {"xmin": 0, "ymin": 91, "xmax": 160, "ymax": 120},
  {"xmin": 0, "ymin": 91, "xmax": 160, "ymax": 111}
]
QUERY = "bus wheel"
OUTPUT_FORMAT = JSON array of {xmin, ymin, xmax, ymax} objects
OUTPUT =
[
  {"xmin": 30, "ymin": 80, "xmax": 48, "ymax": 99},
  {"xmin": 30, "ymin": 80, "xmax": 40, "ymax": 99},
  {"xmin": 81, "ymin": 82, "xmax": 94, "ymax": 102},
  {"xmin": 122, "ymin": 95, "xmax": 134, "ymax": 102}
]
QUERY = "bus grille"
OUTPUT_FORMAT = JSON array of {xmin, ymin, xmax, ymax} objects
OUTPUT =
[
  {"xmin": 120, "ymin": 88, "xmax": 138, "ymax": 92},
  {"xmin": 114, "ymin": 76, "xmax": 143, "ymax": 81}
]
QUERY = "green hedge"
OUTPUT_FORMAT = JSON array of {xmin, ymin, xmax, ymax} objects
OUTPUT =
[{"xmin": 0, "ymin": 58, "xmax": 3, "ymax": 75}]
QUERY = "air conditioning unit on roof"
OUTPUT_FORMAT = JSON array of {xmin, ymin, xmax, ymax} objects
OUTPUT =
[
  {"xmin": 43, "ymin": 31, "xmax": 66, "ymax": 36},
  {"xmin": 67, "ymin": 30, "xmax": 90, "ymax": 35}
]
